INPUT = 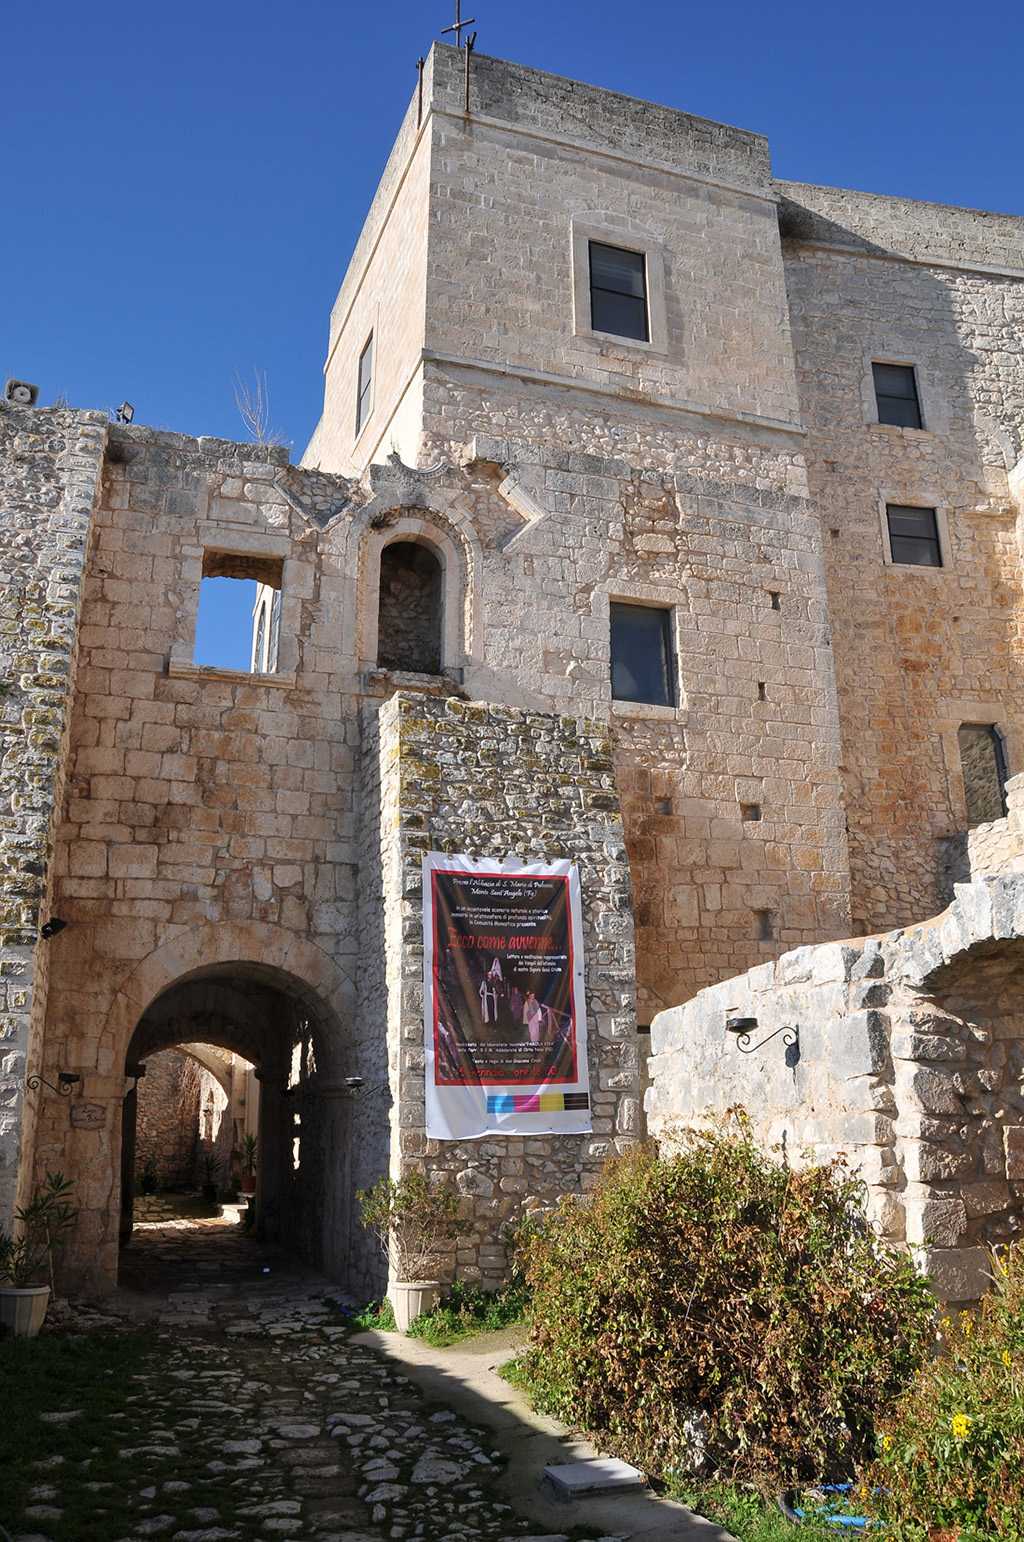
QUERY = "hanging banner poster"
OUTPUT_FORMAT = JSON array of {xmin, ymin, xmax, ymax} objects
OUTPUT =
[{"xmin": 423, "ymin": 851, "xmax": 591, "ymax": 1140}]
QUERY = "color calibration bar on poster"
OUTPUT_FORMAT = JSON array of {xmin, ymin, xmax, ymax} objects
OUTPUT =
[{"xmin": 486, "ymin": 1092, "xmax": 590, "ymax": 1113}]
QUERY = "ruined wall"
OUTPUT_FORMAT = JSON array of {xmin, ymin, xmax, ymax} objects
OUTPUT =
[
  {"xmin": 135, "ymin": 1048, "xmax": 202, "ymax": 1189},
  {"xmin": 374, "ymin": 692, "xmax": 638, "ymax": 1292},
  {"xmin": 0, "ymin": 405, "xmax": 107, "ymax": 1224},
  {"xmin": 648, "ymin": 873, "xmax": 1024, "ymax": 1303},
  {"xmin": 782, "ymin": 190, "xmax": 1024, "ymax": 935}
]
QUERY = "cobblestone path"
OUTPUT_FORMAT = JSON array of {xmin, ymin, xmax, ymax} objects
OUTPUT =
[{"xmin": 11, "ymin": 1216, "xmax": 600, "ymax": 1542}]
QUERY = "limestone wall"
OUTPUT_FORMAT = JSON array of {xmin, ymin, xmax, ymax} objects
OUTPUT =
[
  {"xmin": 648, "ymin": 873, "xmax": 1024, "ymax": 1302},
  {"xmin": 135, "ymin": 1049, "xmax": 202, "ymax": 1189},
  {"xmin": 782, "ymin": 204, "xmax": 1024, "ymax": 935},
  {"xmin": 373, "ymin": 693, "xmax": 638, "ymax": 1292},
  {"xmin": 0, "ymin": 404, "xmax": 107, "ymax": 1224}
]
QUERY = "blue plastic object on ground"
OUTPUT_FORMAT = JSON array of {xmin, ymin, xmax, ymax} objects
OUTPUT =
[{"xmin": 778, "ymin": 1484, "xmax": 872, "ymax": 1528}]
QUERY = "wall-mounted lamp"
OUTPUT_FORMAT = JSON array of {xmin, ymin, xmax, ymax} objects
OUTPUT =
[
  {"xmin": 40, "ymin": 918, "xmax": 67, "ymax": 939},
  {"xmin": 725, "ymin": 1016, "xmax": 800, "ymax": 1067},
  {"xmin": 344, "ymin": 1076, "xmax": 390, "ymax": 1098},
  {"xmin": 28, "ymin": 1071, "xmax": 80, "ymax": 1097}
]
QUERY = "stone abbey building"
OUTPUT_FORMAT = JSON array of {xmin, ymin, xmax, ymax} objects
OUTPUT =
[{"xmin": 3, "ymin": 45, "xmax": 1024, "ymax": 1299}]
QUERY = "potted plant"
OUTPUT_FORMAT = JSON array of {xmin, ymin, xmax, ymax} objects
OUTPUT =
[
  {"xmin": 358, "ymin": 1171, "xmax": 469, "ymax": 1332},
  {"xmin": 199, "ymin": 1153, "xmax": 220, "ymax": 1204},
  {"xmin": 0, "ymin": 1171, "xmax": 78, "ymax": 1338},
  {"xmin": 238, "ymin": 1132, "xmax": 257, "ymax": 1194}
]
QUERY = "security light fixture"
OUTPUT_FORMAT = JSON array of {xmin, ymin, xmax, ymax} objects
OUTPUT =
[
  {"xmin": 5, "ymin": 379, "xmax": 39, "ymax": 407},
  {"xmin": 115, "ymin": 402, "xmax": 134, "ymax": 424},
  {"xmin": 40, "ymin": 917, "xmax": 67, "ymax": 939}
]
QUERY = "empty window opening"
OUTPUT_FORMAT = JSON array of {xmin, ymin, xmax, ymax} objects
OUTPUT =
[
  {"xmin": 194, "ymin": 552, "xmax": 283, "ymax": 672},
  {"xmin": 754, "ymin": 909, "xmax": 775, "ymax": 942},
  {"xmin": 610, "ymin": 602, "xmax": 675, "ymax": 707},
  {"xmin": 757, "ymin": 681, "xmax": 767, "ymax": 701},
  {"xmin": 356, "ymin": 332, "xmax": 374, "ymax": 437},
  {"xmin": 768, "ymin": 591, "xmax": 781, "ymax": 611},
  {"xmin": 741, "ymin": 803, "xmax": 762, "ymax": 822},
  {"xmin": 958, "ymin": 723, "xmax": 1008, "ymax": 824},
  {"xmin": 377, "ymin": 541, "xmax": 443, "ymax": 674},
  {"xmin": 589, "ymin": 242, "xmax": 649, "ymax": 342},
  {"xmin": 873, "ymin": 362, "xmax": 923, "ymax": 429},
  {"xmin": 886, "ymin": 504, "xmax": 941, "ymax": 567}
]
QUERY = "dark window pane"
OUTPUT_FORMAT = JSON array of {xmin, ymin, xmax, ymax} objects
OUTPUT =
[
  {"xmin": 356, "ymin": 333, "xmax": 373, "ymax": 434},
  {"xmin": 590, "ymin": 243, "xmax": 646, "ymax": 298},
  {"xmin": 591, "ymin": 288, "xmax": 648, "ymax": 340},
  {"xmin": 610, "ymin": 603, "xmax": 674, "ymax": 706},
  {"xmin": 886, "ymin": 505, "xmax": 941, "ymax": 567},
  {"xmin": 873, "ymin": 362, "xmax": 922, "ymax": 428},
  {"xmin": 958, "ymin": 724, "xmax": 1008, "ymax": 823},
  {"xmin": 589, "ymin": 241, "xmax": 649, "ymax": 342}
]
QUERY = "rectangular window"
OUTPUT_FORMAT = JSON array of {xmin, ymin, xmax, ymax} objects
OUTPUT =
[
  {"xmin": 356, "ymin": 332, "xmax": 373, "ymax": 436},
  {"xmin": 195, "ymin": 552, "xmax": 284, "ymax": 673},
  {"xmin": 886, "ymin": 504, "xmax": 942, "ymax": 567},
  {"xmin": 610, "ymin": 602, "xmax": 675, "ymax": 706},
  {"xmin": 589, "ymin": 242, "xmax": 649, "ymax": 343},
  {"xmin": 873, "ymin": 362, "xmax": 922, "ymax": 429},
  {"xmin": 958, "ymin": 723, "xmax": 1008, "ymax": 823}
]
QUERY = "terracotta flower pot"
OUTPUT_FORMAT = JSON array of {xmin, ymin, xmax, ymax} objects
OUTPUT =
[
  {"xmin": 240, "ymin": 1175, "xmax": 256, "ymax": 1194},
  {"xmin": 388, "ymin": 1280, "xmax": 440, "ymax": 1333},
  {"xmin": 0, "ymin": 1284, "xmax": 51, "ymax": 1338}
]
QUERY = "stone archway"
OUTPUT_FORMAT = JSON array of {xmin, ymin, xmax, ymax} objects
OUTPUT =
[{"xmin": 119, "ymin": 960, "xmax": 363, "ymax": 1286}]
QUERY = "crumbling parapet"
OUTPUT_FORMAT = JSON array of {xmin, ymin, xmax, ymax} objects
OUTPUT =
[{"xmin": 648, "ymin": 873, "xmax": 1024, "ymax": 1302}]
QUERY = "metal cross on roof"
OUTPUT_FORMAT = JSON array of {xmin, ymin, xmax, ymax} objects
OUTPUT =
[{"xmin": 442, "ymin": 0, "xmax": 476, "ymax": 47}]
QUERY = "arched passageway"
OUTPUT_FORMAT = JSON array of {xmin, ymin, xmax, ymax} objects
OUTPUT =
[{"xmin": 119, "ymin": 961, "xmax": 365, "ymax": 1288}]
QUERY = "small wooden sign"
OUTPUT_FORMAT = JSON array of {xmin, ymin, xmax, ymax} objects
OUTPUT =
[{"xmin": 71, "ymin": 1102, "xmax": 107, "ymax": 1130}]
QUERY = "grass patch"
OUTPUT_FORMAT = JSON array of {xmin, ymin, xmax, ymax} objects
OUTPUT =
[
  {"xmin": 407, "ymin": 1281, "xmax": 529, "ymax": 1347},
  {"xmin": 0, "ymin": 1328, "xmax": 159, "ymax": 1540},
  {"xmin": 350, "ymin": 1282, "xmax": 529, "ymax": 1345},
  {"xmin": 352, "ymin": 1297, "xmax": 398, "ymax": 1333},
  {"xmin": 0, "ymin": 1325, "xmax": 299, "ymax": 1541},
  {"xmin": 668, "ymin": 1480, "xmax": 839, "ymax": 1542}
]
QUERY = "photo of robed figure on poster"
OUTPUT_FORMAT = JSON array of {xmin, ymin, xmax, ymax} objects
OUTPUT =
[{"xmin": 422, "ymin": 852, "xmax": 592, "ymax": 1140}]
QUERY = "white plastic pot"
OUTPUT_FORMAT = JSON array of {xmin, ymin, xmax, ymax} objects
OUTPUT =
[
  {"xmin": 0, "ymin": 1284, "xmax": 50, "ymax": 1338},
  {"xmin": 388, "ymin": 1280, "xmax": 440, "ymax": 1333}
]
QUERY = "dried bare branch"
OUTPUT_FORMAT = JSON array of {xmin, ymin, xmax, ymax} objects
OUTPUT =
[{"xmin": 232, "ymin": 365, "xmax": 286, "ymax": 446}]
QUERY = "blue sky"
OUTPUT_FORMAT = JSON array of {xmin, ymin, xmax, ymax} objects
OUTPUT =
[{"xmin": 4, "ymin": 0, "xmax": 1022, "ymax": 461}]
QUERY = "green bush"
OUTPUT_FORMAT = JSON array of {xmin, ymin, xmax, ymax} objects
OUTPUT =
[
  {"xmin": 515, "ymin": 1130, "xmax": 934, "ymax": 1485},
  {"xmin": 865, "ymin": 1242, "xmax": 1024, "ymax": 1541}
]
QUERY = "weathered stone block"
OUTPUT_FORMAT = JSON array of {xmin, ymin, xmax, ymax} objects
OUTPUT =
[
  {"xmin": 962, "ymin": 1180, "xmax": 1012, "ymax": 1217},
  {"xmin": 920, "ymin": 1247, "xmax": 994, "ymax": 1303},
  {"xmin": 905, "ymin": 1067, "xmax": 963, "ymax": 1115},
  {"xmin": 827, "ymin": 1011, "xmax": 889, "ymax": 1080},
  {"xmin": 890, "ymin": 1031, "xmax": 965, "ymax": 1063},
  {"xmin": 904, "ymin": 1198, "xmax": 967, "ymax": 1248},
  {"xmin": 1004, "ymin": 1126, "xmax": 1024, "ymax": 1179}
]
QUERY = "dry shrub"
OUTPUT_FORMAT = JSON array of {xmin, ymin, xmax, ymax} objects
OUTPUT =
[{"xmin": 516, "ymin": 1129, "xmax": 933, "ymax": 1485}]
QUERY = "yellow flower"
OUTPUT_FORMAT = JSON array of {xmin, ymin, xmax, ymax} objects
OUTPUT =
[
  {"xmin": 1003, "ymin": 1350, "xmax": 1012, "ymax": 1368},
  {"xmin": 881, "ymin": 1434, "xmax": 893, "ymax": 1451},
  {"xmin": 951, "ymin": 1413, "xmax": 972, "ymax": 1440}
]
